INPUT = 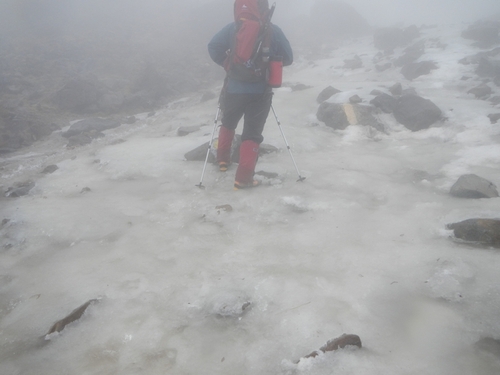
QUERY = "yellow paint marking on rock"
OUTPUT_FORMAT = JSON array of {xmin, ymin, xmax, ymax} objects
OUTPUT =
[{"xmin": 343, "ymin": 103, "xmax": 358, "ymax": 125}]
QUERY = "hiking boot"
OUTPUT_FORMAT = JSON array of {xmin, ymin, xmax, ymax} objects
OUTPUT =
[
  {"xmin": 219, "ymin": 162, "xmax": 229, "ymax": 172},
  {"xmin": 234, "ymin": 180, "xmax": 261, "ymax": 190}
]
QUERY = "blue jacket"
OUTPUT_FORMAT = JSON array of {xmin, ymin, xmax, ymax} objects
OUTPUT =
[{"xmin": 208, "ymin": 23, "xmax": 293, "ymax": 94}]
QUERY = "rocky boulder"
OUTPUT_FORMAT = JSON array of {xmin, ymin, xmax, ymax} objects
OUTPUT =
[
  {"xmin": 370, "ymin": 93, "xmax": 398, "ymax": 113},
  {"xmin": 401, "ymin": 61, "xmax": 438, "ymax": 80},
  {"xmin": 317, "ymin": 102, "xmax": 384, "ymax": 131},
  {"xmin": 488, "ymin": 113, "xmax": 500, "ymax": 124},
  {"xmin": 450, "ymin": 174, "xmax": 499, "ymax": 199},
  {"xmin": 476, "ymin": 57, "xmax": 500, "ymax": 79},
  {"xmin": 462, "ymin": 24, "xmax": 500, "ymax": 46},
  {"xmin": 468, "ymin": 84, "xmax": 492, "ymax": 99},
  {"xmin": 317, "ymin": 86, "xmax": 342, "ymax": 104},
  {"xmin": 395, "ymin": 41, "xmax": 425, "ymax": 67},
  {"xmin": 62, "ymin": 118, "xmax": 121, "ymax": 138},
  {"xmin": 447, "ymin": 219, "xmax": 500, "ymax": 248},
  {"xmin": 392, "ymin": 94, "xmax": 442, "ymax": 131}
]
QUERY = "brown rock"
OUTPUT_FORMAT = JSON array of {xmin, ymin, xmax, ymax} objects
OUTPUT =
[
  {"xmin": 447, "ymin": 219, "xmax": 500, "ymax": 247},
  {"xmin": 300, "ymin": 334, "xmax": 362, "ymax": 361},
  {"xmin": 46, "ymin": 299, "xmax": 98, "ymax": 337}
]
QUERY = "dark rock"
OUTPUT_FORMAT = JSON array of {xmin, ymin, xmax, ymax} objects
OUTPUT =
[
  {"xmin": 375, "ymin": 62, "xmax": 392, "ymax": 72},
  {"xmin": 6, "ymin": 181, "xmax": 35, "ymax": 198},
  {"xmin": 462, "ymin": 25, "xmax": 500, "ymax": 45},
  {"xmin": 393, "ymin": 94, "xmax": 442, "ymax": 131},
  {"xmin": 259, "ymin": 144, "xmax": 279, "ymax": 155},
  {"xmin": 123, "ymin": 116, "xmax": 136, "ymax": 124},
  {"xmin": 476, "ymin": 337, "xmax": 500, "ymax": 357},
  {"xmin": 53, "ymin": 79, "xmax": 103, "ymax": 113},
  {"xmin": 215, "ymin": 204, "xmax": 233, "ymax": 212},
  {"xmin": 46, "ymin": 299, "xmax": 98, "ymax": 337},
  {"xmin": 476, "ymin": 57, "xmax": 500, "ymax": 78},
  {"xmin": 63, "ymin": 118, "xmax": 121, "ymax": 138},
  {"xmin": 370, "ymin": 89, "xmax": 385, "ymax": 96},
  {"xmin": 343, "ymin": 55, "xmax": 363, "ymax": 70},
  {"xmin": 447, "ymin": 219, "xmax": 500, "ymax": 247},
  {"xmin": 184, "ymin": 141, "xmax": 214, "ymax": 162},
  {"xmin": 317, "ymin": 86, "xmax": 342, "ymax": 104},
  {"xmin": 177, "ymin": 126, "xmax": 201, "ymax": 136},
  {"xmin": 370, "ymin": 93, "xmax": 398, "ymax": 113},
  {"xmin": 401, "ymin": 61, "xmax": 438, "ymax": 80},
  {"xmin": 291, "ymin": 83, "xmax": 313, "ymax": 92},
  {"xmin": 201, "ymin": 91, "xmax": 217, "ymax": 102},
  {"xmin": 42, "ymin": 165, "xmax": 58, "ymax": 174},
  {"xmin": 301, "ymin": 334, "xmax": 362, "ymax": 361},
  {"xmin": 490, "ymin": 96, "xmax": 500, "ymax": 105},
  {"xmin": 255, "ymin": 171, "xmax": 279, "ymax": 179},
  {"xmin": 349, "ymin": 95, "xmax": 362, "ymax": 104},
  {"xmin": 461, "ymin": 76, "xmax": 471, "ymax": 81},
  {"xmin": 395, "ymin": 41, "xmax": 425, "ymax": 67},
  {"xmin": 317, "ymin": 102, "xmax": 384, "ymax": 131},
  {"xmin": 66, "ymin": 134, "xmax": 94, "ymax": 148},
  {"xmin": 450, "ymin": 174, "xmax": 499, "ymax": 199},
  {"xmin": 488, "ymin": 113, "xmax": 500, "ymax": 123},
  {"xmin": 389, "ymin": 82, "xmax": 403, "ymax": 96},
  {"xmin": 80, "ymin": 187, "xmax": 92, "ymax": 194},
  {"xmin": 147, "ymin": 112, "xmax": 156, "ymax": 118},
  {"xmin": 468, "ymin": 84, "xmax": 492, "ymax": 99}
]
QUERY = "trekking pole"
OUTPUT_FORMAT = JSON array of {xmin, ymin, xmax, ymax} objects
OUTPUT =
[
  {"xmin": 271, "ymin": 105, "xmax": 306, "ymax": 182},
  {"xmin": 196, "ymin": 106, "xmax": 221, "ymax": 189}
]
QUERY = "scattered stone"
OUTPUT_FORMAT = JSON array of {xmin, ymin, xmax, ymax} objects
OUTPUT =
[
  {"xmin": 468, "ymin": 84, "xmax": 492, "ymax": 99},
  {"xmin": 300, "ymin": 334, "xmax": 362, "ymax": 361},
  {"xmin": 317, "ymin": 86, "xmax": 342, "ymax": 103},
  {"xmin": 317, "ymin": 102, "xmax": 384, "ymax": 131},
  {"xmin": 370, "ymin": 93, "xmax": 398, "ymax": 113},
  {"xmin": 349, "ymin": 95, "xmax": 362, "ymax": 104},
  {"xmin": 447, "ymin": 219, "xmax": 500, "ymax": 247},
  {"xmin": 476, "ymin": 57, "xmax": 500, "ymax": 78},
  {"xmin": 389, "ymin": 82, "xmax": 403, "ymax": 96},
  {"xmin": 291, "ymin": 83, "xmax": 313, "ymax": 92},
  {"xmin": 343, "ymin": 55, "xmax": 363, "ymax": 70},
  {"xmin": 476, "ymin": 337, "xmax": 500, "ymax": 358},
  {"xmin": 393, "ymin": 94, "xmax": 442, "ymax": 131},
  {"xmin": 375, "ymin": 62, "xmax": 392, "ymax": 72},
  {"xmin": 177, "ymin": 125, "xmax": 201, "ymax": 136},
  {"xmin": 6, "ymin": 181, "xmax": 35, "ymax": 198},
  {"xmin": 42, "ymin": 165, "xmax": 58, "ymax": 174},
  {"xmin": 401, "ymin": 61, "xmax": 438, "ymax": 80},
  {"xmin": 123, "ymin": 116, "xmax": 136, "ymax": 124},
  {"xmin": 200, "ymin": 91, "xmax": 217, "ymax": 102},
  {"xmin": 80, "ymin": 187, "xmax": 92, "ymax": 194},
  {"xmin": 488, "ymin": 113, "xmax": 500, "ymax": 124},
  {"xmin": 215, "ymin": 204, "xmax": 233, "ymax": 212},
  {"xmin": 450, "ymin": 174, "xmax": 499, "ymax": 199},
  {"xmin": 45, "ymin": 299, "xmax": 98, "ymax": 338},
  {"xmin": 462, "ymin": 25, "xmax": 500, "ymax": 45},
  {"xmin": 255, "ymin": 171, "xmax": 279, "ymax": 179},
  {"xmin": 62, "ymin": 118, "xmax": 121, "ymax": 138},
  {"xmin": 395, "ymin": 41, "xmax": 425, "ymax": 67}
]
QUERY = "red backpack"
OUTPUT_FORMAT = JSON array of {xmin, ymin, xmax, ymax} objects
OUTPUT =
[{"xmin": 225, "ymin": 0, "xmax": 275, "ymax": 82}]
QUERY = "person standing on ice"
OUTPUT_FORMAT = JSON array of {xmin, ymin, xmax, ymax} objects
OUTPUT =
[{"xmin": 208, "ymin": 0, "xmax": 293, "ymax": 189}]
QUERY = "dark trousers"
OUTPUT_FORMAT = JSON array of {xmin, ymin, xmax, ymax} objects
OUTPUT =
[{"xmin": 221, "ymin": 91, "xmax": 273, "ymax": 144}]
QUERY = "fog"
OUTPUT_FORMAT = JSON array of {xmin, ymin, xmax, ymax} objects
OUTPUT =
[{"xmin": 1, "ymin": 0, "xmax": 500, "ymax": 374}]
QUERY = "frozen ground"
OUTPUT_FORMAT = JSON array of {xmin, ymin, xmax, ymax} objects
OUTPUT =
[{"xmin": 1, "ymin": 24, "xmax": 500, "ymax": 374}]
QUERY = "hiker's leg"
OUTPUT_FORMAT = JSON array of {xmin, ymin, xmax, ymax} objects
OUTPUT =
[
  {"xmin": 218, "ymin": 94, "xmax": 245, "ymax": 164},
  {"xmin": 235, "ymin": 92, "xmax": 272, "ymax": 184}
]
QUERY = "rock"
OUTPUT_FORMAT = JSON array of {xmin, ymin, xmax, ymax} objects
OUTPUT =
[
  {"xmin": 349, "ymin": 95, "xmax": 362, "ymax": 104},
  {"xmin": 123, "ymin": 116, "xmax": 136, "ymax": 124},
  {"xmin": 370, "ymin": 93, "xmax": 398, "ymax": 113},
  {"xmin": 375, "ymin": 62, "xmax": 392, "ymax": 72},
  {"xmin": 200, "ymin": 91, "xmax": 217, "ymax": 102},
  {"xmin": 42, "ymin": 165, "xmax": 58, "ymax": 174},
  {"xmin": 63, "ymin": 118, "xmax": 121, "ymax": 138},
  {"xmin": 370, "ymin": 89, "xmax": 385, "ymax": 96},
  {"xmin": 184, "ymin": 141, "xmax": 214, "ymax": 162},
  {"xmin": 215, "ymin": 204, "xmax": 233, "ymax": 212},
  {"xmin": 147, "ymin": 112, "xmax": 156, "ymax": 118},
  {"xmin": 343, "ymin": 55, "xmax": 363, "ymax": 70},
  {"xmin": 475, "ymin": 337, "xmax": 500, "ymax": 358},
  {"xmin": 317, "ymin": 102, "xmax": 384, "ymax": 131},
  {"xmin": 393, "ymin": 94, "xmax": 442, "ymax": 131},
  {"xmin": 450, "ymin": 174, "xmax": 499, "ymax": 198},
  {"xmin": 66, "ymin": 134, "xmax": 94, "ymax": 148},
  {"xmin": 462, "ymin": 25, "xmax": 500, "ymax": 45},
  {"xmin": 177, "ymin": 125, "xmax": 200, "ymax": 136},
  {"xmin": 53, "ymin": 79, "xmax": 103, "ymax": 113},
  {"xmin": 395, "ymin": 41, "xmax": 425, "ymax": 67},
  {"xmin": 476, "ymin": 57, "xmax": 500, "ymax": 79},
  {"xmin": 389, "ymin": 82, "xmax": 403, "ymax": 96},
  {"xmin": 488, "ymin": 113, "xmax": 500, "ymax": 123},
  {"xmin": 6, "ymin": 181, "xmax": 35, "ymax": 198},
  {"xmin": 255, "ymin": 171, "xmax": 279, "ymax": 179},
  {"xmin": 259, "ymin": 144, "xmax": 279, "ymax": 155},
  {"xmin": 184, "ymin": 139, "xmax": 275, "ymax": 163},
  {"xmin": 468, "ymin": 84, "xmax": 492, "ymax": 99},
  {"xmin": 374, "ymin": 26, "xmax": 419, "ymax": 51},
  {"xmin": 490, "ymin": 96, "xmax": 500, "ymax": 105},
  {"xmin": 317, "ymin": 86, "xmax": 342, "ymax": 104},
  {"xmin": 46, "ymin": 299, "xmax": 98, "ymax": 337},
  {"xmin": 291, "ymin": 83, "xmax": 313, "ymax": 92},
  {"xmin": 447, "ymin": 219, "xmax": 500, "ymax": 247},
  {"xmin": 300, "ymin": 334, "xmax": 362, "ymax": 361},
  {"xmin": 401, "ymin": 61, "xmax": 438, "ymax": 80},
  {"xmin": 80, "ymin": 187, "xmax": 92, "ymax": 194}
]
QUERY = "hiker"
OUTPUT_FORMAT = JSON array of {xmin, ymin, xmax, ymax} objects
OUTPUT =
[{"xmin": 208, "ymin": 0, "xmax": 293, "ymax": 189}]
